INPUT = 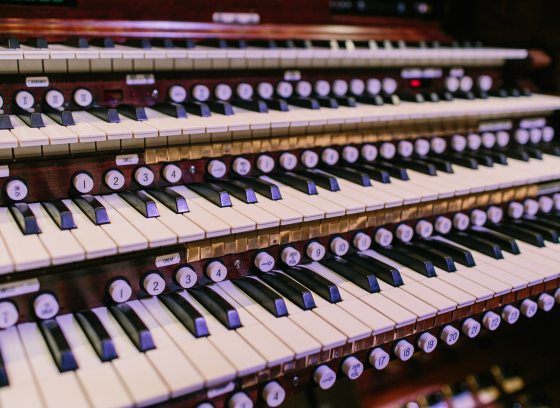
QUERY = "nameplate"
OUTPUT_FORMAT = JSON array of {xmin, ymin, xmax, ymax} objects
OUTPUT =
[
  {"xmin": 25, "ymin": 76, "xmax": 49, "ymax": 88},
  {"xmin": 478, "ymin": 120, "xmax": 512, "ymax": 132},
  {"xmin": 0, "ymin": 279, "xmax": 40, "ymax": 299},
  {"xmin": 125, "ymin": 74, "xmax": 155, "ymax": 86},
  {"xmin": 284, "ymin": 70, "xmax": 301, "ymax": 81},
  {"xmin": 519, "ymin": 117, "xmax": 546, "ymax": 129},
  {"xmin": 155, "ymin": 253, "xmax": 181, "ymax": 268},
  {"xmin": 116, "ymin": 154, "xmax": 139, "ymax": 166}
]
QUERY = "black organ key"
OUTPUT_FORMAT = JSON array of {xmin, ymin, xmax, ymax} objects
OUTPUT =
[
  {"xmin": 151, "ymin": 102, "xmax": 187, "ymax": 119},
  {"xmin": 512, "ymin": 219, "xmax": 558, "ymax": 243},
  {"xmin": 484, "ymin": 223, "xmax": 545, "ymax": 247},
  {"xmin": 315, "ymin": 96, "xmax": 339, "ymax": 109},
  {"xmin": 146, "ymin": 187, "xmax": 189, "ymax": 214},
  {"xmin": 42, "ymin": 200, "xmax": 76, "ymax": 230},
  {"xmin": 160, "ymin": 293, "xmax": 209, "ymax": 338},
  {"xmin": 415, "ymin": 156, "xmax": 454, "ymax": 173},
  {"xmin": 442, "ymin": 153, "xmax": 478, "ymax": 169},
  {"xmin": 372, "ymin": 161, "xmax": 409, "ymax": 180},
  {"xmin": 538, "ymin": 144, "xmax": 560, "ymax": 156},
  {"xmin": 281, "ymin": 266, "xmax": 342, "ymax": 304},
  {"xmin": 393, "ymin": 158, "xmax": 437, "ymax": 175},
  {"xmin": 26, "ymin": 37, "xmax": 48, "ymax": 49},
  {"xmin": 46, "ymin": 110, "xmax": 76, "ymax": 127},
  {"xmin": 117, "ymin": 105, "xmax": 148, "ymax": 121},
  {"xmin": 189, "ymin": 183, "xmax": 232, "ymax": 208},
  {"xmin": 246, "ymin": 39, "xmax": 278, "ymax": 49},
  {"xmin": 334, "ymin": 96, "xmax": 356, "ymax": 107},
  {"xmin": 189, "ymin": 286, "xmax": 242, "ymax": 330},
  {"xmin": 0, "ymin": 115, "xmax": 13, "ymax": 130},
  {"xmin": 74, "ymin": 195, "xmax": 110, "ymax": 225},
  {"xmin": 182, "ymin": 101, "xmax": 211, "ymax": 117},
  {"xmin": 259, "ymin": 272, "xmax": 316, "ymax": 310},
  {"xmin": 374, "ymin": 246, "xmax": 437, "ymax": 278},
  {"xmin": 109, "ymin": 303, "xmax": 155, "ymax": 352},
  {"xmin": 0, "ymin": 348, "xmax": 8, "ymax": 387},
  {"xmin": 498, "ymin": 147, "xmax": 529, "ymax": 162},
  {"xmin": 90, "ymin": 38, "xmax": 115, "ymax": 48},
  {"xmin": 320, "ymin": 165, "xmax": 371, "ymax": 187},
  {"xmin": 119, "ymin": 191, "xmax": 159, "ymax": 218},
  {"xmin": 467, "ymin": 227, "xmax": 520, "ymax": 254},
  {"xmin": 464, "ymin": 151, "xmax": 494, "ymax": 167},
  {"xmin": 233, "ymin": 99, "xmax": 268, "ymax": 113},
  {"xmin": 445, "ymin": 232, "xmax": 504, "ymax": 259},
  {"xmin": 263, "ymin": 98, "xmax": 290, "ymax": 112},
  {"xmin": 320, "ymin": 257, "xmax": 380, "ymax": 293},
  {"xmin": 345, "ymin": 252, "xmax": 404, "ymax": 287},
  {"xmin": 288, "ymin": 97, "xmax": 320, "ymax": 110},
  {"xmin": 75, "ymin": 310, "xmax": 118, "ymax": 362},
  {"xmin": 17, "ymin": 112, "xmax": 44, "ymax": 129},
  {"xmin": 88, "ymin": 107, "xmax": 121, "ymax": 123},
  {"xmin": 39, "ymin": 319, "xmax": 79, "ymax": 372},
  {"xmin": 0, "ymin": 37, "xmax": 20, "ymax": 49},
  {"xmin": 423, "ymin": 238, "xmax": 476, "ymax": 267},
  {"xmin": 212, "ymin": 180, "xmax": 257, "ymax": 204},
  {"xmin": 206, "ymin": 100, "xmax": 234, "ymax": 116},
  {"xmin": 237, "ymin": 177, "xmax": 282, "ymax": 200},
  {"xmin": 400, "ymin": 93, "xmax": 425, "ymax": 103},
  {"xmin": 526, "ymin": 215, "xmax": 560, "ymax": 231},
  {"xmin": 404, "ymin": 240, "xmax": 457, "ymax": 272},
  {"xmin": 297, "ymin": 169, "xmax": 340, "ymax": 192},
  {"xmin": 423, "ymin": 91, "xmax": 439, "ymax": 102},
  {"xmin": 65, "ymin": 37, "xmax": 89, "ymax": 48},
  {"xmin": 479, "ymin": 149, "xmax": 508, "ymax": 165},
  {"xmin": 517, "ymin": 145, "xmax": 543, "ymax": 160},
  {"xmin": 124, "ymin": 38, "xmax": 152, "ymax": 49},
  {"xmin": 350, "ymin": 163, "xmax": 391, "ymax": 183},
  {"xmin": 233, "ymin": 277, "xmax": 289, "ymax": 318},
  {"xmin": 10, "ymin": 203, "xmax": 41, "ymax": 235},
  {"xmin": 270, "ymin": 173, "xmax": 318, "ymax": 195}
]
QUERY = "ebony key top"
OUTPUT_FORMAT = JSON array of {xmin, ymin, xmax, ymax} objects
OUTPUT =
[
  {"xmin": 374, "ymin": 246, "xmax": 437, "ymax": 278},
  {"xmin": 321, "ymin": 257, "xmax": 380, "ymax": 293},
  {"xmin": 212, "ymin": 180, "xmax": 257, "ymax": 204},
  {"xmin": 403, "ymin": 241, "xmax": 457, "ymax": 272},
  {"xmin": 88, "ymin": 107, "xmax": 121, "ymax": 123},
  {"xmin": 10, "ymin": 203, "xmax": 41, "ymax": 235},
  {"xmin": 259, "ymin": 272, "xmax": 316, "ymax": 310},
  {"xmin": 0, "ymin": 347, "xmax": 8, "ymax": 387},
  {"xmin": 119, "ymin": 191, "xmax": 159, "ymax": 218},
  {"xmin": 345, "ymin": 252, "xmax": 404, "ymax": 287},
  {"xmin": 146, "ymin": 187, "xmax": 189, "ymax": 214},
  {"xmin": 236, "ymin": 177, "xmax": 282, "ymax": 200},
  {"xmin": 189, "ymin": 286, "xmax": 242, "ymax": 330},
  {"xmin": 446, "ymin": 232, "xmax": 504, "ymax": 259},
  {"xmin": 297, "ymin": 169, "xmax": 340, "ymax": 191},
  {"xmin": 468, "ymin": 227, "xmax": 520, "ymax": 254},
  {"xmin": 40, "ymin": 319, "xmax": 79, "ymax": 372},
  {"xmin": 233, "ymin": 277, "xmax": 289, "ymax": 317},
  {"xmin": 282, "ymin": 266, "xmax": 342, "ymax": 303},
  {"xmin": 74, "ymin": 195, "xmax": 110, "ymax": 225},
  {"xmin": 270, "ymin": 173, "xmax": 317, "ymax": 195},
  {"xmin": 75, "ymin": 310, "xmax": 118, "ymax": 362},
  {"xmin": 160, "ymin": 292, "xmax": 209, "ymax": 338},
  {"xmin": 484, "ymin": 223, "xmax": 545, "ymax": 247},
  {"xmin": 109, "ymin": 303, "xmax": 155, "ymax": 352},
  {"xmin": 43, "ymin": 200, "xmax": 76, "ymax": 230},
  {"xmin": 422, "ymin": 238, "xmax": 476, "ymax": 267},
  {"xmin": 189, "ymin": 183, "xmax": 232, "ymax": 207},
  {"xmin": 320, "ymin": 165, "xmax": 371, "ymax": 186}
]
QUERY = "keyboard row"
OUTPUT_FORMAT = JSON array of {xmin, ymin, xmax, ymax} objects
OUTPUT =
[
  {"xmin": 2, "ymin": 94, "xmax": 560, "ymax": 157},
  {"xmin": 0, "ymin": 37, "xmax": 528, "ymax": 74},
  {"xmin": 0, "ymin": 219, "xmax": 559, "ymax": 407},
  {"xmin": 1, "ymin": 144, "xmax": 559, "ymax": 272}
]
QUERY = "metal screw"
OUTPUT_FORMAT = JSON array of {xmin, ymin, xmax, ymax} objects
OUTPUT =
[
  {"xmin": 234, "ymin": 260, "xmax": 241, "ymax": 269},
  {"xmin": 189, "ymin": 165, "xmax": 196, "ymax": 175},
  {"xmin": 292, "ymin": 376, "xmax": 300, "ymax": 387},
  {"xmin": 151, "ymin": 89, "xmax": 159, "ymax": 98}
]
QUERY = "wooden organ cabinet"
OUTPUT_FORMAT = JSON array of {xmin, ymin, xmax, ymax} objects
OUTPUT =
[{"xmin": 0, "ymin": 0, "xmax": 558, "ymax": 407}]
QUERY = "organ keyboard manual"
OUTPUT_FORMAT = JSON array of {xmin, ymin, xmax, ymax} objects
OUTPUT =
[{"xmin": 0, "ymin": 0, "xmax": 558, "ymax": 407}]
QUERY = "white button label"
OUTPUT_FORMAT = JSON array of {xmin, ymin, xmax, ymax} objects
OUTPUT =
[
  {"xmin": 116, "ymin": 154, "xmax": 139, "ymax": 166},
  {"xmin": 0, "ymin": 278, "xmax": 39, "ymax": 299},
  {"xmin": 155, "ymin": 253, "xmax": 181, "ymax": 268}
]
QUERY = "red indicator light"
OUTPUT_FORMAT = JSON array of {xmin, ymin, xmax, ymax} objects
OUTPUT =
[{"xmin": 410, "ymin": 79, "xmax": 422, "ymax": 88}]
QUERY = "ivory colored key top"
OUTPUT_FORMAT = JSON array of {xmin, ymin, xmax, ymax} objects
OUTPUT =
[
  {"xmin": 90, "ymin": 196, "xmax": 149, "ymax": 252},
  {"xmin": 27, "ymin": 203, "xmax": 85, "ymax": 265},
  {"xmin": 101, "ymin": 194, "xmax": 177, "ymax": 247},
  {"xmin": 140, "ymin": 297, "xmax": 239, "ymax": 386},
  {"xmin": 126, "ymin": 301, "xmax": 206, "ymax": 397},
  {"xmin": 213, "ymin": 282, "xmax": 323, "ymax": 358},
  {"xmin": 92, "ymin": 307, "xmax": 170, "ymax": 406},
  {"xmin": 0, "ymin": 207, "xmax": 50, "ymax": 271},
  {"xmin": 0, "ymin": 327, "xmax": 44, "ymax": 408},
  {"xmin": 56, "ymin": 314, "xmax": 133, "ymax": 408},
  {"xmin": 0, "ymin": 234, "xmax": 14, "ymax": 274},
  {"xmin": 142, "ymin": 191, "xmax": 205, "ymax": 242},
  {"xmin": 61, "ymin": 199, "xmax": 117, "ymax": 258},
  {"xmin": 72, "ymin": 111, "xmax": 132, "ymax": 140},
  {"xmin": 229, "ymin": 195, "xmax": 280, "ymax": 229},
  {"xmin": 171, "ymin": 185, "xmax": 256, "ymax": 233},
  {"xmin": 18, "ymin": 323, "xmax": 90, "ymax": 408},
  {"xmin": 178, "ymin": 291, "xmax": 268, "ymax": 377},
  {"xmin": 247, "ymin": 191, "xmax": 303, "ymax": 225},
  {"xmin": 9, "ymin": 115, "xmax": 49, "ymax": 147}
]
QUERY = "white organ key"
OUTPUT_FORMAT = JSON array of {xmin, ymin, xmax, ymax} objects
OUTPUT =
[
  {"xmin": 27, "ymin": 203, "xmax": 86, "ymax": 264},
  {"xmin": 9, "ymin": 115, "xmax": 49, "ymax": 147},
  {"xmin": 61, "ymin": 199, "xmax": 117, "ymax": 258},
  {"xmin": 0, "ymin": 233, "xmax": 14, "ymax": 274},
  {"xmin": 91, "ymin": 307, "xmax": 170, "ymax": 406},
  {"xmin": 0, "ymin": 207, "xmax": 50, "ymax": 271},
  {"xmin": 141, "ymin": 191, "xmax": 205, "ymax": 242},
  {"xmin": 55, "ymin": 314, "xmax": 133, "ymax": 408},
  {"xmin": 171, "ymin": 185, "xmax": 255, "ymax": 233},
  {"xmin": 0, "ymin": 327, "xmax": 45, "ymax": 408},
  {"xmin": 140, "ymin": 297, "xmax": 238, "ymax": 387},
  {"xmin": 91, "ymin": 196, "xmax": 149, "ymax": 252},
  {"xmin": 39, "ymin": 115, "xmax": 78, "ymax": 145},
  {"xmin": 228, "ymin": 195, "xmax": 279, "ymax": 229},
  {"xmin": 18, "ymin": 323, "xmax": 91, "ymax": 408},
  {"xmin": 246, "ymin": 191, "xmax": 303, "ymax": 225},
  {"xmin": 126, "ymin": 301, "xmax": 206, "ymax": 397},
  {"xmin": 72, "ymin": 111, "xmax": 132, "ymax": 141},
  {"xmin": 177, "ymin": 291, "xmax": 268, "ymax": 377},
  {"xmin": 100, "ymin": 194, "xmax": 177, "ymax": 247}
]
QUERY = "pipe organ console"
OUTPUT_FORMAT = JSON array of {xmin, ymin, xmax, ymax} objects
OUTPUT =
[{"xmin": 0, "ymin": 0, "xmax": 558, "ymax": 407}]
